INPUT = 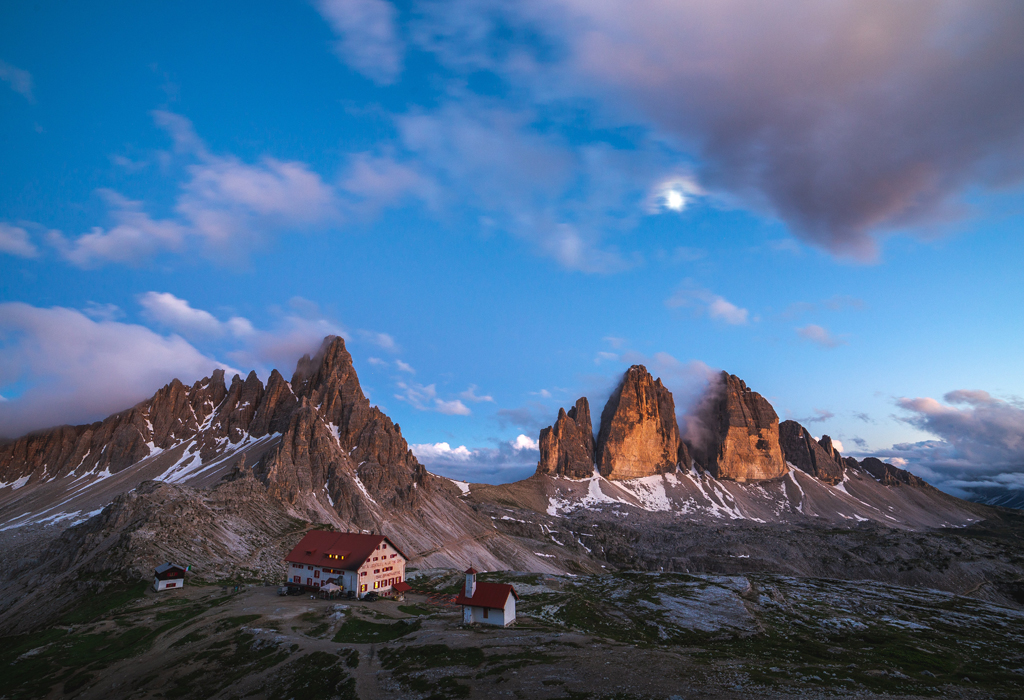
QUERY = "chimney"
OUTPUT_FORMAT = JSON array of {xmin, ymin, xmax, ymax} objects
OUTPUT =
[{"xmin": 465, "ymin": 566, "xmax": 478, "ymax": 597}]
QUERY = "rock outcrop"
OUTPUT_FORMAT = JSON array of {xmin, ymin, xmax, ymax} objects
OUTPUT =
[
  {"xmin": 779, "ymin": 421, "xmax": 844, "ymax": 484},
  {"xmin": 536, "ymin": 398, "xmax": 595, "ymax": 479},
  {"xmin": 596, "ymin": 366, "xmax": 681, "ymax": 480},
  {"xmin": 689, "ymin": 372, "xmax": 787, "ymax": 482},
  {"xmin": 859, "ymin": 457, "xmax": 928, "ymax": 488}
]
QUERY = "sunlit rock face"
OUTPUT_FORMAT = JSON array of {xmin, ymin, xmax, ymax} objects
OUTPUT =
[
  {"xmin": 596, "ymin": 365, "xmax": 682, "ymax": 480},
  {"xmin": 536, "ymin": 397, "xmax": 595, "ymax": 480},
  {"xmin": 690, "ymin": 372, "xmax": 787, "ymax": 482}
]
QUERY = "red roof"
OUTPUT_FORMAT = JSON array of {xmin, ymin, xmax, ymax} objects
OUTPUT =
[
  {"xmin": 464, "ymin": 567, "xmax": 479, "ymax": 574},
  {"xmin": 392, "ymin": 581, "xmax": 412, "ymax": 592},
  {"xmin": 455, "ymin": 581, "xmax": 518, "ymax": 609},
  {"xmin": 284, "ymin": 531, "xmax": 408, "ymax": 570}
]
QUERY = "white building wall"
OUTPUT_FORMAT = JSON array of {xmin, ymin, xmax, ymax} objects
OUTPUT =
[
  {"xmin": 155, "ymin": 577, "xmax": 184, "ymax": 592},
  {"xmin": 468, "ymin": 595, "xmax": 514, "ymax": 626}
]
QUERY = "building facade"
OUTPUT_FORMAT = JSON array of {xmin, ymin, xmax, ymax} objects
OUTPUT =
[
  {"xmin": 455, "ymin": 568, "xmax": 518, "ymax": 627},
  {"xmin": 154, "ymin": 562, "xmax": 186, "ymax": 591},
  {"xmin": 284, "ymin": 531, "xmax": 407, "ymax": 599}
]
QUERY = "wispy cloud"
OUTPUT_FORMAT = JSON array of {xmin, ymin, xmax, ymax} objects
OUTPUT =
[
  {"xmin": 0, "ymin": 302, "xmax": 234, "ymax": 438},
  {"xmin": 666, "ymin": 285, "xmax": 749, "ymax": 325},
  {"xmin": 139, "ymin": 291, "xmax": 252, "ymax": 340},
  {"xmin": 0, "ymin": 59, "xmax": 34, "ymax": 102},
  {"xmin": 796, "ymin": 324, "xmax": 847, "ymax": 348},
  {"xmin": 315, "ymin": 0, "xmax": 405, "ymax": 85},
  {"xmin": 459, "ymin": 384, "xmax": 494, "ymax": 403},
  {"xmin": 0, "ymin": 223, "xmax": 38, "ymax": 258}
]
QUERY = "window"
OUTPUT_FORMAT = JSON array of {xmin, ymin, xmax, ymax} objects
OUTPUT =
[
  {"xmin": 314, "ymin": 570, "xmax": 319, "ymax": 578},
  {"xmin": 374, "ymin": 569, "xmax": 379, "ymax": 574},
  {"xmin": 308, "ymin": 565, "xmax": 313, "ymax": 570},
  {"xmin": 483, "ymin": 608, "xmax": 488, "ymax": 619},
  {"xmin": 167, "ymin": 582, "xmax": 176, "ymax": 588},
  {"xmin": 361, "ymin": 584, "xmax": 367, "ymax": 592},
  {"xmin": 373, "ymin": 582, "xmax": 378, "ymax": 589},
  {"xmin": 307, "ymin": 578, "xmax": 312, "ymax": 586},
  {"xmin": 293, "ymin": 575, "xmax": 300, "ymax": 583}
]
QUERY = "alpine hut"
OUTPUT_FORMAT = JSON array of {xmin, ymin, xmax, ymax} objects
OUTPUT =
[
  {"xmin": 284, "ymin": 531, "xmax": 408, "ymax": 598},
  {"xmin": 153, "ymin": 562, "xmax": 186, "ymax": 591}
]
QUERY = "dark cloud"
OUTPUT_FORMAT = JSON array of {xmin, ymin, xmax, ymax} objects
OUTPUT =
[
  {"xmin": 495, "ymin": 405, "xmax": 548, "ymax": 432},
  {"xmin": 539, "ymin": 0, "xmax": 1024, "ymax": 259},
  {"xmin": 798, "ymin": 409, "xmax": 835, "ymax": 424},
  {"xmin": 871, "ymin": 390, "xmax": 1024, "ymax": 502}
]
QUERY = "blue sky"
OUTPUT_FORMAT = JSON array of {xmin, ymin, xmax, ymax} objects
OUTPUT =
[{"xmin": 2, "ymin": 1, "xmax": 1024, "ymax": 495}]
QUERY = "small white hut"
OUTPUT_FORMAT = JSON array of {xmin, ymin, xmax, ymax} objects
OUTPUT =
[
  {"xmin": 455, "ymin": 567, "xmax": 518, "ymax": 627},
  {"xmin": 154, "ymin": 562, "xmax": 186, "ymax": 591}
]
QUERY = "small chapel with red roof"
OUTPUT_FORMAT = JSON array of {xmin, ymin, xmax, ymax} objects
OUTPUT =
[{"xmin": 455, "ymin": 567, "xmax": 518, "ymax": 626}]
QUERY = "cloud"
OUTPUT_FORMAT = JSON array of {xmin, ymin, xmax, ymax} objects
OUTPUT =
[
  {"xmin": 435, "ymin": 398, "xmax": 471, "ymax": 416},
  {"xmin": 495, "ymin": 405, "xmax": 548, "ymax": 432},
  {"xmin": 510, "ymin": 434, "xmax": 539, "ymax": 451},
  {"xmin": 523, "ymin": 0, "xmax": 1024, "ymax": 260},
  {"xmin": 460, "ymin": 385, "xmax": 494, "ymax": 403},
  {"xmin": 367, "ymin": 357, "xmax": 389, "ymax": 368},
  {"xmin": 865, "ymin": 390, "xmax": 1024, "ymax": 502},
  {"xmin": 138, "ymin": 291, "xmax": 253, "ymax": 341},
  {"xmin": 357, "ymin": 330, "xmax": 398, "ymax": 353},
  {"xmin": 0, "ymin": 302, "xmax": 233, "ymax": 438},
  {"xmin": 82, "ymin": 302, "xmax": 124, "ymax": 322},
  {"xmin": 224, "ymin": 297, "xmax": 346, "ymax": 374},
  {"xmin": 0, "ymin": 223, "xmax": 39, "ymax": 258},
  {"xmin": 0, "ymin": 59, "xmax": 34, "ymax": 102},
  {"xmin": 798, "ymin": 408, "xmax": 835, "ymax": 424},
  {"xmin": 411, "ymin": 437, "xmax": 539, "ymax": 484},
  {"xmin": 782, "ymin": 295, "xmax": 865, "ymax": 320},
  {"xmin": 50, "ymin": 113, "xmax": 340, "ymax": 267},
  {"xmin": 410, "ymin": 442, "xmax": 473, "ymax": 461},
  {"xmin": 796, "ymin": 324, "xmax": 846, "ymax": 348},
  {"xmin": 315, "ymin": 0, "xmax": 405, "ymax": 85},
  {"xmin": 666, "ymin": 285, "xmax": 749, "ymax": 325},
  {"xmin": 394, "ymin": 359, "xmax": 415, "ymax": 374}
]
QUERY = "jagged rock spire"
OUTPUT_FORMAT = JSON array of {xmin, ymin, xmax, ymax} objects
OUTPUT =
[
  {"xmin": 596, "ymin": 365, "xmax": 681, "ymax": 480},
  {"xmin": 536, "ymin": 397, "xmax": 595, "ymax": 479}
]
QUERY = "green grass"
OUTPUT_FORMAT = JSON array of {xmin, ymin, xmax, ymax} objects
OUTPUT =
[
  {"xmin": 331, "ymin": 617, "xmax": 421, "ymax": 643},
  {"xmin": 378, "ymin": 645, "xmax": 485, "ymax": 698},
  {"xmin": 58, "ymin": 580, "xmax": 151, "ymax": 625},
  {"xmin": 397, "ymin": 604, "xmax": 433, "ymax": 616},
  {"xmin": 265, "ymin": 651, "xmax": 357, "ymax": 700}
]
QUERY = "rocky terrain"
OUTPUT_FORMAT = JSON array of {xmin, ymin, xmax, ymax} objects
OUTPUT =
[
  {"xmin": 2, "ymin": 341, "xmax": 1024, "ymax": 699},
  {"xmin": 1, "ymin": 568, "xmax": 1022, "ymax": 700},
  {"xmin": 0, "ymin": 337, "xmax": 579, "ymax": 633}
]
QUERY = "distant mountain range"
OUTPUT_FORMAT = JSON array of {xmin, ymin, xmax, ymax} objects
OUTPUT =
[{"xmin": 1, "ymin": 335, "xmax": 1022, "ymax": 633}]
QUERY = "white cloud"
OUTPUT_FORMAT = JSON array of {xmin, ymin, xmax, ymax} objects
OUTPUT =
[
  {"xmin": 435, "ymin": 398, "xmax": 471, "ymax": 416},
  {"xmin": 666, "ymin": 285, "xmax": 749, "ymax": 325},
  {"xmin": 459, "ymin": 384, "xmax": 494, "ymax": 403},
  {"xmin": 51, "ymin": 113, "xmax": 340, "ymax": 267},
  {"xmin": 138, "ymin": 291, "xmax": 254, "ymax": 341},
  {"xmin": 0, "ymin": 223, "xmax": 38, "ymax": 258},
  {"xmin": 367, "ymin": 357, "xmax": 389, "ymax": 368},
  {"xmin": 0, "ymin": 302, "xmax": 233, "ymax": 438},
  {"xmin": 395, "ymin": 359, "xmax": 415, "ymax": 374},
  {"xmin": 395, "ymin": 381, "xmax": 437, "ymax": 410},
  {"xmin": 315, "ymin": 0, "xmax": 405, "ymax": 85},
  {"xmin": 357, "ymin": 330, "xmax": 399, "ymax": 352},
  {"xmin": 796, "ymin": 324, "xmax": 847, "ymax": 348},
  {"xmin": 511, "ymin": 434, "xmax": 539, "ymax": 450},
  {"xmin": 594, "ymin": 351, "xmax": 619, "ymax": 364},
  {"xmin": 0, "ymin": 59, "xmax": 33, "ymax": 102},
  {"xmin": 139, "ymin": 291, "xmax": 224, "ymax": 337},
  {"xmin": 410, "ymin": 442, "xmax": 473, "ymax": 461},
  {"xmin": 82, "ymin": 302, "xmax": 124, "ymax": 322},
  {"xmin": 831, "ymin": 439, "xmax": 845, "ymax": 453}
]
